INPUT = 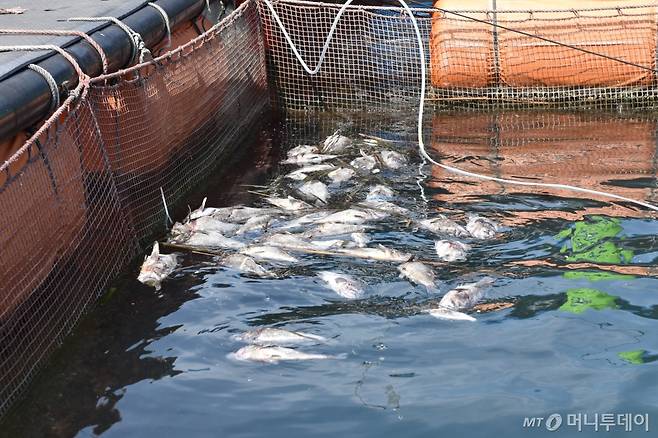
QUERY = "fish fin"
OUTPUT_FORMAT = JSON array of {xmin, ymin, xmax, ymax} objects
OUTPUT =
[{"xmin": 152, "ymin": 241, "xmax": 160, "ymax": 256}]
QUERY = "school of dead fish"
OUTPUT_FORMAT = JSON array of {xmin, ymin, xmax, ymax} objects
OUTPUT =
[{"xmin": 137, "ymin": 131, "xmax": 502, "ymax": 363}]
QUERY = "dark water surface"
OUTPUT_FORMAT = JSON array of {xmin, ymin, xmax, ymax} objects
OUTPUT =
[{"xmin": 3, "ymin": 111, "xmax": 658, "ymax": 437}]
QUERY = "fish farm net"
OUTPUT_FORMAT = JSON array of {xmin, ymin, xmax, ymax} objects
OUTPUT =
[{"xmin": 2, "ymin": 0, "xmax": 658, "ymax": 419}]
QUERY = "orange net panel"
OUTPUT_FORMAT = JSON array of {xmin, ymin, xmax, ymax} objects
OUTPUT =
[
  {"xmin": 260, "ymin": 0, "xmax": 658, "ymax": 110},
  {"xmin": 0, "ymin": 0, "xmax": 267, "ymax": 416}
]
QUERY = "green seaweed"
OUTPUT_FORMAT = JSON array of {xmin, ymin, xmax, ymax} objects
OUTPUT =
[
  {"xmin": 618, "ymin": 349, "xmax": 647, "ymax": 365},
  {"xmin": 563, "ymin": 271, "xmax": 634, "ymax": 282},
  {"xmin": 555, "ymin": 216, "xmax": 633, "ymax": 264},
  {"xmin": 559, "ymin": 288, "xmax": 618, "ymax": 314}
]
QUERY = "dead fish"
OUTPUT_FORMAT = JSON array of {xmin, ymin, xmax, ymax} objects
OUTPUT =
[
  {"xmin": 426, "ymin": 308, "xmax": 477, "ymax": 322},
  {"xmin": 189, "ymin": 197, "xmax": 221, "ymax": 220},
  {"xmin": 350, "ymin": 149, "xmax": 378, "ymax": 172},
  {"xmin": 439, "ymin": 277, "xmax": 495, "ymax": 311},
  {"xmin": 310, "ymin": 239, "xmax": 347, "ymax": 250},
  {"xmin": 276, "ymin": 211, "xmax": 332, "ymax": 231},
  {"xmin": 322, "ymin": 131, "xmax": 353, "ymax": 153},
  {"xmin": 365, "ymin": 185, "xmax": 394, "ymax": 202},
  {"xmin": 336, "ymin": 244, "xmax": 412, "ymax": 263},
  {"xmin": 359, "ymin": 200, "xmax": 409, "ymax": 216},
  {"xmin": 228, "ymin": 206, "xmax": 280, "ymax": 223},
  {"xmin": 263, "ymin": 233, "xmax": 312, "ymax": 249},
  {"xmin": 466, "ymin": 215, "xmax": 499, "ymax": 239},
  {"xmin": 265, "ymin": 196, "xmax": 311, "ymax": 211},
  {"xmin": 298, "ymin": 180, "xmax": 330, "ymax": 204},
  {"xmin": 327, "ymin": 167, "xmax": 355, "ymax": 185},
  {"xmin": 380, "ymin": 150, "xmax": 407, "ymax": 169},
  {"xmin": 228, "ymin": 345, "xmax": 337, "ymax": 363},
  {"xmin": 304, "ymin": 223, "xmax": 371, "ymax": 238},
  {"xmin": 318, "ymin": 271, "xmax": 367, "ymax": 299},
  {"xmin": 287, "ymin": 144, "xmax": 319, "ymax": 158},
  {"xmin": 397, "ymin": 261, "xmax": 436, "ymax": 289},
  {"xmin": 181, "ymin": 230, "xmax": 246, "ymax": 250},
  {"xmin": 137, "ymin": 242, "xmax": 177, "ymax": 290},
  {"xmin": 434, "ymin": 240, "xmax": 470, "ymax": 262},
  {"xmin": 191, "ymin": 216, "xmax": 239, "ymax": 236},
  {"xmin": 235, "ymin": 214, "xmax": 273, "ymax": 235},
  {"xmin": 234, "ymin": 327, "xmax": 328, "ymax": 345},
  {"xmin": 241, "ymin": 245, "xmax": 299, "ymax": 263},
  {"xmin": 285, "ymin": 164, "xmax": 335, "ymax": 181},
  {"xmin": 318, "ymin": 208, "xmax": 388, "ymax": 225},
  {"xmin": 350, "ymin": 232, "xmax": 370, "ymax": 248},
  {"xmin": 282, "ymin": 153, "xmax": 338, "ymax": 165},
  {"xmin": 419, "ymin": 216, "xmax": 469, "ymax": 238},
  {"xmin": 222, "ymin": 254, "xmax": 276, "ymax": 278}
]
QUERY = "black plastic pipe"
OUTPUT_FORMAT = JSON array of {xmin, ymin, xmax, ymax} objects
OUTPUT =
[{"xmin": 0, "ymin": 0, "xmax": 207, "ymax": 142}]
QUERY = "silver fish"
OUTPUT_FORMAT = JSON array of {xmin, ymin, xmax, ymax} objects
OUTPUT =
[
  {"xmin": 235, "ymin": 214, "xmax": 273, "ymax": 235},
  {"xmin": 426, "ymin": 308, "xmax": 477, "ymax": 322},
  {"xmin": 287, "ymin": 144, "xmax": 319, "ymax": 158},
  {"xmin": 298, "ymin": 180, "xmax": 330, "ymax": 204},
  {"xmin": 303, "ymin": 223, "xmax": 371, "ymax": 238},
  {"xmin": 350, "ymin": 150, "xmax": 377, "ymax": 172},
  {"xmin": 234, "ymin": 327, "xmax": 328, "ymax": 345},
  {"xmin": 265, "ymin": 196, "xmax": 311, "ymax": 211},
  {"xmin": 439, "ymin": 277, "xmax": 494, "ymax": 310},
  {"xmin": 137, "ymin": 242, "xmax": 177, "ymax": 290},
  {"xmin": 350, "ymin": 232, "xmax": 370, "ymax": 248},
  {"xmin": 181, "ymin": 230, "xmax": 246, "ymax": 250},
  {"xmin": 365, "ymin": 185, "xmax": 394, "ymax": 202},
  {"xmin": 227, "ymin": 206, "xmax": 279, "ymax": 223},
  {"xmin": 380, "ymin": 150, "xmax": 407, "ymax": 169},
  {"xmin": 189, "ymin": 197, "xmax": 222, "ymax": 220},
  {"xmin": 275, "ymin": 211, "xmax": 332, "ymax": 231},
  {"xmin": 228, "ymin": 345, "xmax": 336, "ymax": 363},
  {"xmin": 419, "ymin": 216, "xmax": 470, "ymax": 237},
  {"xmin": 336, "ymin": 244, "xmax": 412, "ymax": 263},
  {"xmin": 222, "ymin": 254, "xmax": 276, "ymax": 278},
  {"xmin": 318, "ymin": 208, "xmax": 388, "ymax": 225},
  {"xmin": 327, "ymin": 167, "xmax": 355, "ymax": 184},
  {"xmin": 318, "ymin": 271, "xmax": 367, "ymax": 299},
  {"xmin": 434, "ymin": 240, "xmax": 470, "ymax": 262},
  {"xmin": 397, "ymin": 261, "xmax": 436, "ymax": 289},
  {"xmin": 285, "ymin": 164, "xmax": 335, "ymax": 181},
  {"xmin": 359, "ymin": 200, "xmax": 409, "ymax": 216},
  {"xmin": 466, "ymin": 215, "xmax": 499, "ymax": 239},
  {"xmin": 262, "ymin": 233, "xmax": 316, "ymax": 252},
  {"xmin": 310, "ymin": 239, "xmax": 347, "ymax": 250},
  {"xmin": 323, "ymin": 131, "xmax": 353, "ymax": 153},
  {"xmin": 282, "ymin": 153, "xmax": 338, "ymax": 165},
  {"xmin": 192, "ymin": 216, "xmax": 239, "ymax": 235},
  {"xmin": 241, "ymin": 245, "xmax": 299, "ymax": 263}
]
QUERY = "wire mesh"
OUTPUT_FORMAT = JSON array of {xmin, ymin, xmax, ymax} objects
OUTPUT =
[
  {"xmin": 259, "ymin": 0, "xmax": 658, "ymax": 111},
  {"xmin": 0, "ymin": 0, "xmax": 267, "ymax": 417}
]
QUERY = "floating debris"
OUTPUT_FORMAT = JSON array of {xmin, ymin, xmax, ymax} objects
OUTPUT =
[{"xmin": 137, "ymin": 242, "xmax": 177, "ymax": 290}]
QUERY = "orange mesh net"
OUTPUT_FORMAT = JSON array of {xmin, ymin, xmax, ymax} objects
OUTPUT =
[{"xmin": 0, "ymin": 0, "xmax": 267, "ymax": 415}]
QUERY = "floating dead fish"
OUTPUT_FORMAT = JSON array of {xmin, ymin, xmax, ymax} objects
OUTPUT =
[
  {"xmin": 310, "ymin": 239, "xmax": 347, "ymax": 250},
  {"xmin": 318, "ymin": 208, "xmax": 388, "ymax": 225},
  {"xmin": 234, "ymin": 327, "xmax": 328, "ymax": 345},
  {"xmin": 298, "ymin": 180, "xmax": 330, "ymax": 204},
  {"xmin": 228, "ymin": 206, "xmax": 280, "ymax": 223},
  {"xmin": 222, "ymin": 254, "xmax": 276, "ymax": 278},
  {"xmin": 137, "ymin": 242, "xmax": 177, "ymax": 290},
  {"xmin": 350, "ymin": 232, "xmax": 370, "ymax": 248},
  {"xmin": 285, "ymin": 164, "xmax": 335, "ymax": 181},
  {"xmin": 262, "ymin": 233, "xmax": 315, "ymax": 251},
  {"xmin": 426, "ymin": 308, "xmax": 476, "ymax": 322},
  {"xmin": 303, "ymin": 223, "xmax": 371, "ymax": 238},
  {"xmin": 189, "ymin": 197, "xmax": 222, "ymax": 220},
  {"xmin": 365, "ymin": 185, "xmax": 394, "ymax": 202},
  {"xmin": 359, "ymin": 200, "xmax": 409, "ymax": 216},
  {"xmin": 418, "ymin": 216, "xmax": 469, "ymax": 237},
  {"xmin": 265, "ymin": 196, "xmax": 311, "ymax": 211},
  {"xmin": 241, "ymin": 245, "xmax": 299, "ymax": 263},
  {"xmin": 434, "ymin": 240, "xmax": 470, "ymax": 262},
  {"xmin": 318, "ymin": 271, "xmax": 367, "ymax": 299},
  {"xmin": 336, "ymin": 244, "xmax": 412, "ymax": 263},
  {"xmin": 327, "ymin": 167, "xmax": 355, "ymax": 185},
  {"xmin": 397, "ymin": 261, "xmax": 436, "ymax": 289},
  {"xmin": 350, "ymin": 150, "xmax": 377, "ymax": 172},
  {"xmin": 276, "ymin": 211, "xmax": 332, "ymax": 231},
  {"xmin": 235, "ymin": 214, "xmax": 273, "ymax": 235},
  {"xmin": 439, "ymin": 277, "xmax": 495, "ymax": 311},
  {"xmin": 380, "ymin": 150, "xmax": 407, "ymax": 169},
  {"xmin": 282, "ymin": 153, "xmax": 338, "ymax": 165},
  {"xmin": 228, "ymin": 345, "xmax": 337, "ymax": 363},
  {"xmin": 466, "ymin": 215, "xmax": 499, "ymax": 239},
  {"xmin": 191, "ymin": 216, "xmax": 239, "ymax": 236},
  {"xmin": 323, "ymin": 131, "xmax": 353, "ymax": 153},
  {"xmin": 287, "ymin": 144, "xmax": 319, "ymax": 158},
  {"xmin": 180, "ymin": 230, "xmax": 246, "ymax": 250}
]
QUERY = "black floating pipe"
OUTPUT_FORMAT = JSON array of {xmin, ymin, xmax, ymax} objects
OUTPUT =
[{"xmin": 0, "ymin": 0, "xmax": 207, "ymax": 142}]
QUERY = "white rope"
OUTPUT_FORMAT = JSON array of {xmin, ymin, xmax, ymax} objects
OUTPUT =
[
  {"xmin": 26, "ymin": 64, "xmax": 60, "ymax": 115},
  {"xmin": 261, "ymin": 0, "xmax": 658, "ymax": 213},
  {"xmin": 148, "ymin": 2, "xmax": 172, "ymax": 49}
]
